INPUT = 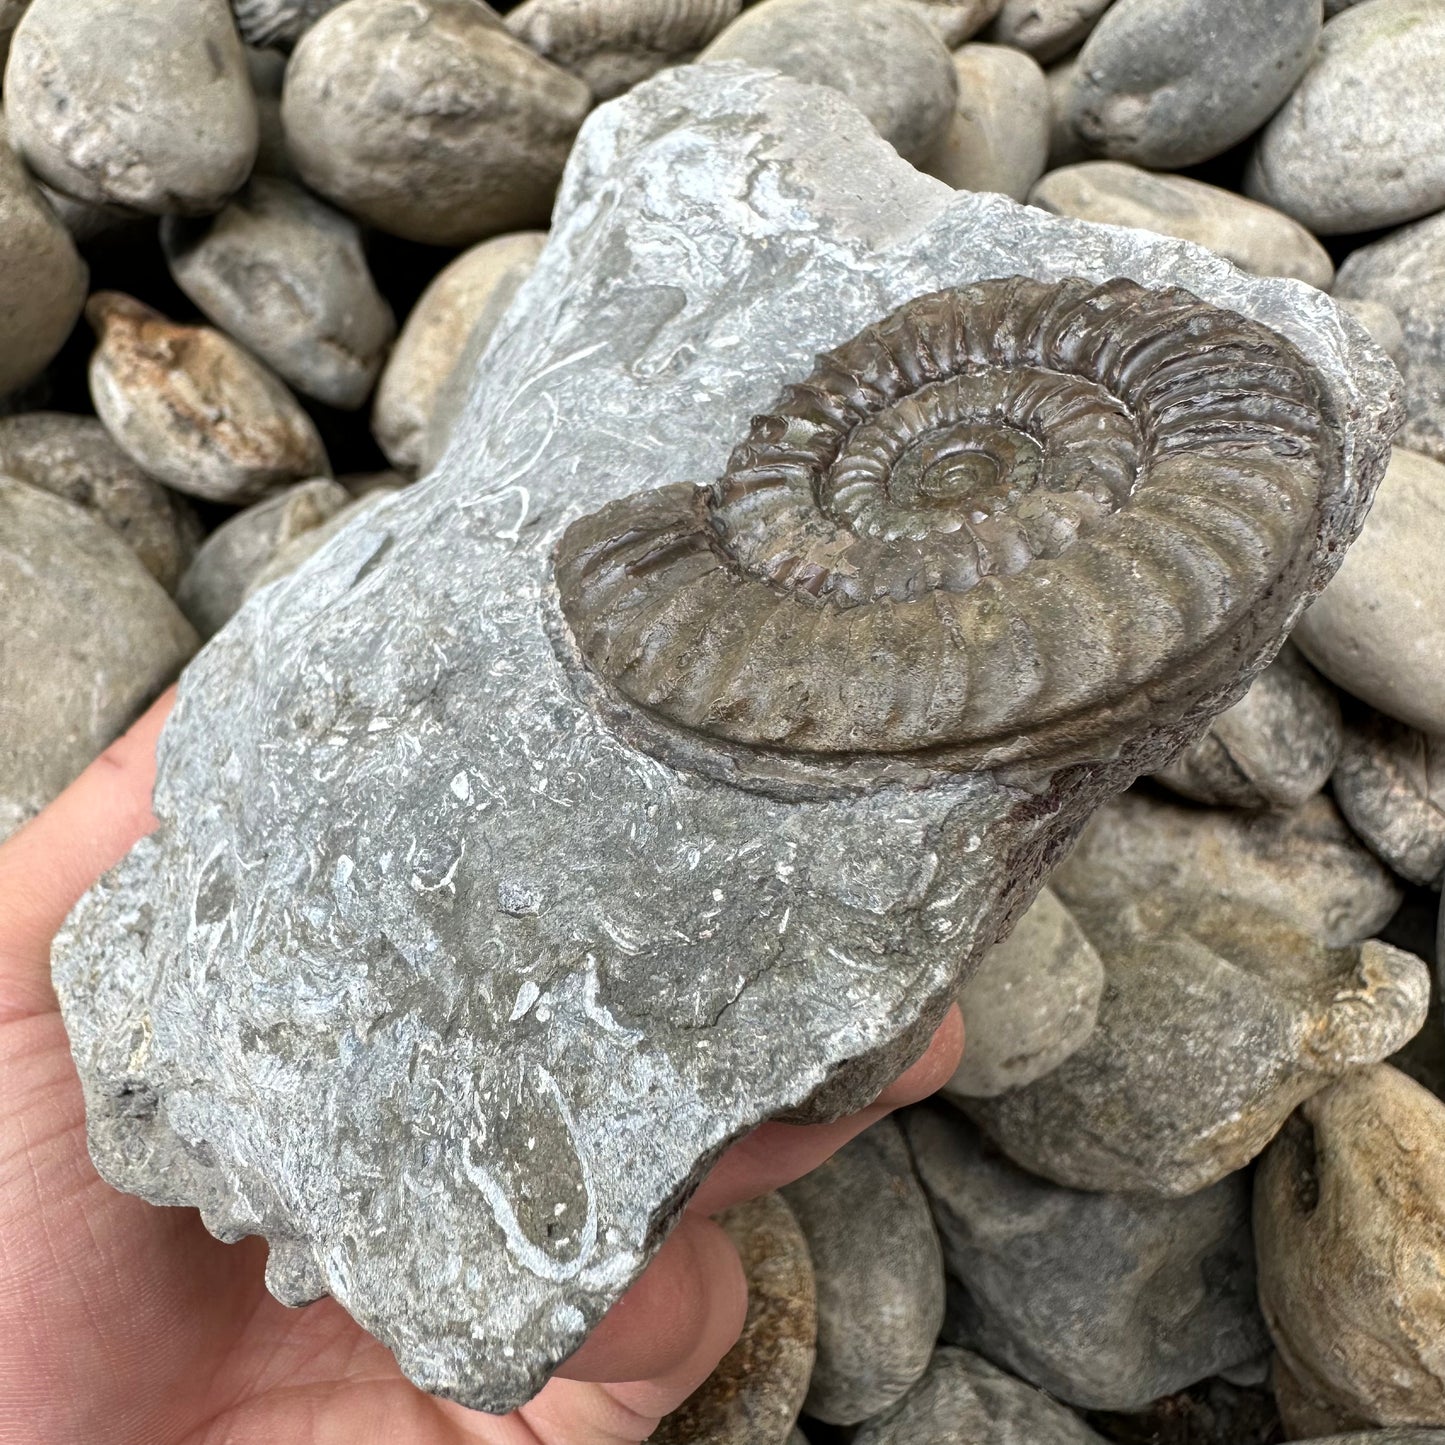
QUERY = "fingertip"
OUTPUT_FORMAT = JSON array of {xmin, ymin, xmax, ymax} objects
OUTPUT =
[{"xmin": 876, "ymin": 1003, "xmax": 964, "ymax": 1110}]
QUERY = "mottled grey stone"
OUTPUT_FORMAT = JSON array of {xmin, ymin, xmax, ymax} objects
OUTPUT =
[
  {"xmin": 3, "ymin": 0, "xmax": 257, "ymax": 215},
  {"xmin": 1336, "ymin": 212, "xmax": 1445, "ymax": 465},
  {"xmin": 905, "ymin": 1106, "xmax": 1267, "ymax": 1411},
  {"xmin": 651, "ymin": 1193, "xmax": 815, "ymax": 1445},
  {"xmin": 0, "ymin": 478, "xmax": 197, "ymax": 840},
  {"xmin": 0, "ymin": 115, "xmax": 85, "ymax": 399},
  {"xmin": 1294, "ymin": 449, "xmax": 1445, "ymax": 736},
  {"xmin": 986, "ymin": 0, "xmax": 1111, "ymax": 62},
  {"xmin": 1336, "ymin": 298, "xmax": 1405, "ymax": 369},
  {"xmin": 49, "ymin": 65, "xmax": 1400, "ymax": 1412},
  {"xmin": 373, "ymin": 232, "xmax": 547, "ymax": 476},
  {"xmin": 281, "ymin": 0, "xmax": 591, "ymax": 247},
  {"xmin": 965, "ymin": 879, "xmax": 1430, "ymax": 1195},
  {"xmin": 0, "ymin": 412, "xmax": 198, "ymax": 591},
  {"xmin": 1152, "ymin": 643, "xmax": 1343, "ymax": 811},
  {"xmin": 699, "ymin": 0, "xmax": 958, "ymax": 164},
  {"xmin": 175, "ymin": 478, "xmax": 350, "ymax": 639},
  {"xmin": 245, "ymin": 490, "xmax": 398, "ymax": 598},
  {"xmin": 779, "ymin": 1117, "xmax": 942, "ymax": 1425},
  {"xmin": 942, "ymin": 885, "xmax": 1103, "ymax": 1099},
  {"xmin": 1030, "ymin": 162, "xmax": 1334, "ymax": 290},
  {"xmin": 1248, "ymin": 0, "xmax": 1445, "ymax": 236},
  {"xmin": 1335, "ymin": 709, "xmax": 1445, "ymax": 890},
  {"xmin": 1064, "ymin": 0, "xmax": 1319, "ymax": 169},
  {"xmin": 852, "ymin": 1347, "xmax": 1108, "ymax": 1445},
  {"xmin": 923, "ymin": 42, "xmax": 1049, "ymax": 201},
  {"xmin": 163, "ymin": 177, "xmax": 396, "ymax": 412},
  {"xmin": 1057, "ymin": 788, "xmax": 1403, "ymax": 948},
  {"xmin": 1257, "ymin": 1067, "xmax": 1445, "ymax": 1432}
]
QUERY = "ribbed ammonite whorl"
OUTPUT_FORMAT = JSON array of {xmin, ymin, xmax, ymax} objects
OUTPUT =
[{"xmin": 555, "ymin": 276, "xmax": 1331, "ymax": 768}]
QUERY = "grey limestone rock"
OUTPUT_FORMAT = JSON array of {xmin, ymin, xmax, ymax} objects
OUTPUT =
[
  {"xmin": 49, "ymin": 65, "xmax": 1401, "ymax": 1411},
  {"xmin": 0, "ymin": 115, "xmax": 86, "ymax": 400},
  {"xmin": 0, "ymin": 412, "xmax": 198, "ymax": 591},
  {"xmin": 1248, "ymin": 0, "xmax": 1445, "ymax": 236},
  {"xmin": 1336, "ymin": 212, "xmax": 1445, "ymax": 466},
  {"xmin": 0, "ymin": 478, "xmax": 197, "ymax": 841},
  {"xmin": 281, "ymin": 0, "xmax": 592, "ymax": 247},
  {"xmin": 852, "ymin": 1346, "xmax": 1109, "ymax": 1445},
  {"xmin": 1064, "ymin": 0, "xmax": 1320, "ymax": 169},
  {"xmin": 506, "ymin": 0, "xmax": 742, "ymax": 101},
  {"xmin": 699, "ymin": 0, "xmax": 958, "ymax": 165},
  {"xmin": 162, "ymin": 177, "xmax": 396, "ymax": 412},
  {"xmin": 963, "ymin": 877, "xmax": 1431, "ymax": 1196},
  {"xmin": 650, "ymin": 1192, "xmax": 815, "ymax": 1445},
  {"xmin": 1030, "ymin": 162, "xmax": 1334, "ymax": 290},
  {"xmin": 1294, "ymin": 448, "xmax": 1445, "ymax": 735},
  {"xmin": 986, "ymin": 0, "xmax": 1112, "ymax": 62},
  {"xmin": 779, "ymin": 1116, "xmax": 943, "ymax": 1425},
  {"xmin": 373, "ymin": 231, "xmax": 547, "ymax": 475},
  {"xmin": 175, "ymin": 478, "xmax": 350, "ymax": 639},
  {"xmin": 1056, "ymin": 788, "xmax": 1403, "ymax": 948},
  {"xmin": 943, "ymin": 884, "xmax": 1104, "ymax": 1099},
  {"xmin": 245, "ymin": 489, "xmax": 399, "ymax": 598},
  {"xmin": 905, "ymin": 1105, "xmax": 1268, "ymax": 1411},
  {"xmin": 1152, "ymin": 643, "xmax": 1343, "ymax": 811},
  {"xmin": 923, "ymin": 42, "xmax": 1049, "ymax": 202},
  {"xmin": 86, "ymin": 292, "xmax": 331, "ymax": 506},
  {"xmin": 1257, "ymin": 1067, "xmax": 1445, "ymax": 1432},
  {"xmin": 3, "ymin": 0, "xmax": 257, "ymax": 215}
]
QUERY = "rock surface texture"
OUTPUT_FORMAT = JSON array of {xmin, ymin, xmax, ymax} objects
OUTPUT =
[
  {"xmin": 50, "ymin": 66, "xmax": 1401, "ymax": 1411},
  {"xmin": 906, "ymin": 1105, "xmax": 1268, "ymax": 1410}
]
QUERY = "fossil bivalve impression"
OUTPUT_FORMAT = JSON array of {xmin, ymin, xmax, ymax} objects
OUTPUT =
[{"xmin": 556, "ymin": 276, "xmax": 1331, "ymax": 770}]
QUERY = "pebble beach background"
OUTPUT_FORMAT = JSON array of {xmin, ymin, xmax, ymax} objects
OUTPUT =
[{"xmin": 4, "ymin": 1, "xmax": 1445, "ymax": 1441}]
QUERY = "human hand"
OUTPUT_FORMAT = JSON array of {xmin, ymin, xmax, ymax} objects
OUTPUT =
[{"xmin": 0, "ymin": 692, "xmax": 963, "ymax": 1445}]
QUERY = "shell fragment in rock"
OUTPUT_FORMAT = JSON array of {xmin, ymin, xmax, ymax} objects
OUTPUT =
[{"xmin": 556, "ymin": 275, "xmax": 1332, "ymax": 773}]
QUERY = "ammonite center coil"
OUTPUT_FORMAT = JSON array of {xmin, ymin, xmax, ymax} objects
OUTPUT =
[{"xmin": 555, "ymin": 275, "xmax": 1330, "ymax": 769}]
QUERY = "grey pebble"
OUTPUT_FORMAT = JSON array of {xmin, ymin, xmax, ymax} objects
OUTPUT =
[
  {"xmin": 1065, "ymin": 0, "xmax": 1320, "ymax": 169},
  {"xmin": 245, "ymin": 488, "xmax": 399, "ymax": 598},
  {"xmin": 1334, "ymin": 709, "xmax": 1445, "ymax": 888},
  {"xmin": 4, "ymin": 0, "xmax": 257, "ymax": 215},
  {"xmin": 0, "ymin": 412, "xmax": 199, "ymax": 591},
  {"xmin": 1030, "ymin": 161, "xmax": 1334, "ymax": 289},
  {"xmin": 923, "ymin": 42, "xmax": 1049, "ymax": 201},
  {"xmin": 1256, "ymin": 1067, "xmax": 1445, "ymax": 1433},
  {"xmin": 0, "ymin": 116, "xmax": 86, "ymax": 399},
  {"xmin": 1336, "ymin": 211, "xmax": 1445, "ymax": 465},
  {"xmin": 0, "ymin": 478, "xmax": 197, "ymax": 841},
  {"xmin": 852, "ymin": 1346, "xmax": 1108, "ymax": 1445},
  {"xmin": 0, "ymin": 0, "xmax": 26, "ymax": 72},
  {"xmin": 651, "ymin": 1193, "xmax": 816, "ymax": 1445},
  {"xmin": 247, "ymin": 45, "xmax": 301, "ymax": 183},
  {"xmin": 1294, "ymin": 449, "xmax": 1445, "ymax": 736},
  {"xmin": 282, "ymin": 0, "xmax": 591, "ymax": 247},
  {"xmin": 1044, "ymin": 53, "xmax": 1092, "ymax": 168},
  {"xmin": 943, "ymin": 885, "xmax": 1103, "ymax": 1100},
  {"xmin": 905, "ymin": 1106, "xmax": 1267, "ymax": 1411},
  {"xmin": 986, "ymin": 0, "xmax": 1112, "ymax": 62},
  {"xmin": 163, "ymin": 176, "xmax": 396, "ymax": 411},
  {"xmin": 1152, "ymin": 643, "xmax": 1343, "ymax": 811},
  {"xmin": 86, "ymin": 291, "xmax": 330, "ymax": 506},
  {"xmin": 699, "ymin": 0, "xmax": 958, "ymax": 165},
  {"xmin": 1055, "ymin": 788, "xmax": 1403, "ymax": 949},
  {"xmin": 505, "ymin": 0, "xmax": 741, "ymax": 101},
  {"xmin": 895, "ymin": 0, "xmax": 1005, "ymax": 46},
  {"xmin": 1337, "ymin": 297, "xmax": 1406, "ymax": 368},
  {"xmin": 373, "ymin": 231, "xmax": 546, "ymax": 475},
  {"xmin": 175, "ymin": 478, "xmax": 350, "ymax": 639},
  {"xmin": 1248, "ymin": 0, "xmax": 1445, "ymax": 235},
  {"xmin": 779, "ymin": 1117, "xmax": 943, "ymax": 1426}
]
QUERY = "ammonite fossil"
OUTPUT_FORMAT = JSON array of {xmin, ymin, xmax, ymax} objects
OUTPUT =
[{"xmin": 556, "ymin": 275, "xmax": 1332, "ymax": 770}]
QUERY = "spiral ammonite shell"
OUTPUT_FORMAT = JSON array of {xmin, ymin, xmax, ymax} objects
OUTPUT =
[{"xmin": 555, "ymin": 276, "xmax": 1331, "ymax": 769}]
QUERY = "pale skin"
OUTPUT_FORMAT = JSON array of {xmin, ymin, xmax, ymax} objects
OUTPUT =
[{"xmin": 0, "ymin": 691, "xmax": 963, "ymax": 1445}]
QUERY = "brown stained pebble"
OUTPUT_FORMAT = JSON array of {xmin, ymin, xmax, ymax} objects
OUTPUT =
[
  {"xmin": 1152, "ymin": 643, "xmax": 1343, "ymax": 811},
  {"xmin": 651, "ymin": 1193, "xmax": 816, "ymax": 1445},
  {"xmin": 505, "ymin": 0, "xmax": 742, "ymax": 101},
  {"xmin": 0, "ymin": 412, "xmax": 199, "ymax": 591},
  {"xmin": 282, "ymin": 0, "xmax": 592, "ymax": 247},
  {"xmin": 1256, "ymin": 1067, "xmax": 1445, "ymax": 1432},
  {"xmin": 85, "ymin": 292, "xmax": 330, "ymax": 506}
]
